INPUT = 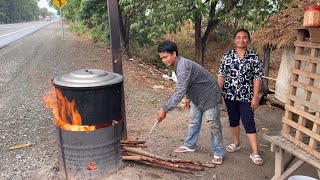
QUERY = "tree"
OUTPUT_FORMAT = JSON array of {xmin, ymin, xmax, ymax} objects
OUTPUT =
[
  {"xmin": 0, "ymin": 0, "xmax": 9, "ymax": 23},
  {"xmin": 119, "ymin": 0, "xmax": 292, "ymax": 66},
  {"xmin": 60, "ymin": 0, "xmax": 291, "ymax": 66},
  {"xmin": 0, "ymin": 0, "xmax": 41, "ymax": 23}
]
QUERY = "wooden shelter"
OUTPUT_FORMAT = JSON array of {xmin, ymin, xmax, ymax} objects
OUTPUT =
[
  {"xmin": 254, "ymin": 1, "xmax": 320, "ymax": 178},
  {"xmin": 252, "ymin": 0, "xmax": 319, "ymax": 103}
]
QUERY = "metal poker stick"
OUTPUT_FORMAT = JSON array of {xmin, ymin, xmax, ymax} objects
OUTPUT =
[{"xmin": 144, "ymin": 120, "xmax": 158, "ymax": 143}]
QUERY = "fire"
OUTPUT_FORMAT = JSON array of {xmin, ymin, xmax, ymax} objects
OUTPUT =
[{"xmin": 43, "ymin": 88, "xmax": 97, "ymax": 131}]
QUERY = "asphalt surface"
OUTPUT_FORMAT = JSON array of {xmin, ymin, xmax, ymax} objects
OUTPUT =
[{"xmin": 0, "ymin": 21, "xmax": 55, "ymax": 49}]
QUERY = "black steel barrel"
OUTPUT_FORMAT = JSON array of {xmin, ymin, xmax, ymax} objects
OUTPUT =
[
  {"xmin": 52, "ymin": 69, "xmax": 125, "ymax": 179},
  {"xmin": 52, "ymin": 69, "xmax": 123, "ymax": 125},
  {"xmin": 56, "ymin": 120, "xmax": 124, "ymax": 179}
]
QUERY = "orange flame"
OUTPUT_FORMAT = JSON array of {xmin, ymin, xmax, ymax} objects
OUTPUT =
[{"xmin": 43, "ymin": 88, "xmax": 97, "ymax": 131}]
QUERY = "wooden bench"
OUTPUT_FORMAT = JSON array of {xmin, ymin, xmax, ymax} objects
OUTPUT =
[{"xmin": 264, "ymin": 134, "xmax": 320, "ymax": 180}]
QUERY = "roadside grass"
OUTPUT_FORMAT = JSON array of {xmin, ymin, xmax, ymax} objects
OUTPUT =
[{"xmin": 68, "ymin": 21, "xmax": 93, "ymax": 40}]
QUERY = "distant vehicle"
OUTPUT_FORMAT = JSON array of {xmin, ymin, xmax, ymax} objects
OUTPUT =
[{"xmin": 45, "ymin": 16, "xmax": 51, "ymax": 21}]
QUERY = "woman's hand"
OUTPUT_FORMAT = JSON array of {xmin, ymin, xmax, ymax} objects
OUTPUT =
[{"xmin": 251, "ymin": 97, "xmax": 259, "ymax": 111}]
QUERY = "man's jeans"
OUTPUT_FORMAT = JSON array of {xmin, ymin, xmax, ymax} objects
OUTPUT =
[{"xmin": 184, "ymin": 103, "xmax": 225, "ymax": 157}]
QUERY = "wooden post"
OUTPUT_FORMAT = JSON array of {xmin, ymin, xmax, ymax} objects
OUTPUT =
[
  {"xmin": 107, "ymin": 0, "xmax": 127, "ymax": 139},
  {"xmin": 273, "ymin": 145, "xmax": 284, "ymax": 180},
  {"xmin": 262, "ymin": 46, "xmax": 271, "ymax": 96}
]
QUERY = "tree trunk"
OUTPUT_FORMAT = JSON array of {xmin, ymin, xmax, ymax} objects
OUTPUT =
[
  {"xmin": 200, "ymin": 19, "xmax": 218, "ymax": 67},
  {"xmin": 118, "ymin": 4, "xmax": 131, "ymax": 57},
  {"xmin": 199, "ymin": 1, "xmax": 218, "ymax": 67},
  {"xmin": 123, "ymin": 16, "xmax": 130, "ymax": 57},
  {"xmin": 262, "ymin": 46, "xmax": 271, "ymax": 96},
  {"xmin": 195, "ymin": 0, "xmax": 240, "ymax": 67},
  {"xmin": 194, "ymin": 15, "xmax": 202, "ymax": 64}
]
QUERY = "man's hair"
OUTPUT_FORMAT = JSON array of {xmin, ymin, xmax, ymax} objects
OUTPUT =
[
  {"xmin": 234, "ymin": 28, "xmax": 251, "ymax": 40},
  {"xmin": 158, "ymin": 40, "xmax": 179, "ymax": 56}
]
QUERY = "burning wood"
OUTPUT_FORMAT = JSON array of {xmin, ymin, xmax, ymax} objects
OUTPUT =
[
  {"xmin": 121, "ymin": 145, "xmax": 215, "ymax": 174},
  {"xmin": 43, "ymin": 89, "xmax": 99, "ymax": 131}
]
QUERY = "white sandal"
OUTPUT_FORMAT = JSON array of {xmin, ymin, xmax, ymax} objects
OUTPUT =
[
  {"xmin": 212, "ymin": 155, "xmax": 223, "ymax": 165},
  {"xmin": 250, "ymin": 154, "xmax": 263, "ymax": 166},
  {"xmin": 226, "ymin": 144, "xmax": 240, "ymax": 153},
  {"xmin": 174, "ymin": 146, "xmax": 195, "ymax": 153}
]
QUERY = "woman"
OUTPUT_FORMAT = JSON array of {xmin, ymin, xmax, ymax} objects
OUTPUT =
[{"xmin": 217, "ymin": 29, "xmax": 263, "ymax": 166}]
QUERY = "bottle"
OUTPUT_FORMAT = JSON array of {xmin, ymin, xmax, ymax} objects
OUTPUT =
[{"xmin": 303, "ymin": 7, "xmax": 320, "ymax": 27}]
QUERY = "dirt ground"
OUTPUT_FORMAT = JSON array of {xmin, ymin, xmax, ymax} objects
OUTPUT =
[
  {"xmin": 0, "ymin": 22, "xmax": 318, "ymax": 180},
  {"xmin": 107, "ymin": 58, "xmax": 319, "ymax": 180}
]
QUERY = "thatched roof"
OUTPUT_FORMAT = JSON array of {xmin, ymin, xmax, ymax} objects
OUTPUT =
[{"xmin": 252, "ymin": 0, "xmax": 317, "ymax": 49}]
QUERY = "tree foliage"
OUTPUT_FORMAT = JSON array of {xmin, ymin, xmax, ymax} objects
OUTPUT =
[
  {"xmin": 55, "ymin": 0, "xmax": 110, "ymax": 45},
  {"xmin": 0, "ymin": 0, "xmax": 42, "ymax": 23},
  {"xmin": 62, "ymin": 0, "xmax": 292, "ymax": 65},
  {"xmin": 119, "ymin": 0, "xmax": 291, "ymax": 65}
]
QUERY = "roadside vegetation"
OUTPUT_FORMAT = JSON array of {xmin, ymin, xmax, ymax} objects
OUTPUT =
[
  {"xmin": 0, "ymin": 0, "xmax": 51, "ymax": 23},
  {"xmin": 50, "ymin": 0, "xmax": 292, "ymax": 70}
]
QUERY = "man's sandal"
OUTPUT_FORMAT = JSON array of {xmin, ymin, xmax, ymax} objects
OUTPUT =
[
  {"xmin": 226, "ymin": 144, "xmax": 241, "ymax": 153},
  {"xmin": 174, "ymin": 146, "xmax": 195, "ymax": 153},
  {"xmin": 212, "ymin": 155, "xmax": 223, "ymax": 165},
  {"xmin": 250, "ymin": 154, "xmax": 263, "ymax": 166}
]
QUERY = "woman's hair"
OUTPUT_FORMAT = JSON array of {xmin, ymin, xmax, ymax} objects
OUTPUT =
[
  {"xmin": 158, "ymin": 40, "xmax": 179, "ymax": 56},
  {"xmin": 234, "ymin": 29, "xmax": 251, "ymax": 40}
]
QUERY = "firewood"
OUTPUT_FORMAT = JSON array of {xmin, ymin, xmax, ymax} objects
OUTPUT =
[
  {"xmin": 120, "ymin": 144, "xmax": 148, "ymax": 148},
  {"xmin": 123, "ymin": 153, "xmax": 204, "ymax": 171},
  {"xmin": 120, "ymin": 140, "xmax": 145, "ymax": 145},
  {"xmin": 129, "ymin": 159, "xmax": 193, "ymax": 174},
  {"xmin": 122, "ymin": 147, "xmax": 215, "ymax": 168}
]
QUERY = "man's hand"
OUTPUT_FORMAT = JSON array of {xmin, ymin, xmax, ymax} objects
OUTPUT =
[
  {"xmin": 185, "ymin": 99, "xmax": 191, "ymax": 109},
  {"xmin": 157, "ymin": 108, "xmax": 167, "ymax": 123},
  {"xmin": 251, "ymin": 97, "xmax": 259, "ymax": 111}
]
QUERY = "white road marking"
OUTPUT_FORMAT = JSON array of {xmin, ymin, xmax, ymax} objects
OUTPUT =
[{"xmin": 0, "ymin": 24, "xmax": 41, "ymax": 38}]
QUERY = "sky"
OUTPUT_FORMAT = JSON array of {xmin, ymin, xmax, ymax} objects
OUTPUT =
[{"xmin": 37, "ymin": 0, "xmax": 57, "ymax": 14}]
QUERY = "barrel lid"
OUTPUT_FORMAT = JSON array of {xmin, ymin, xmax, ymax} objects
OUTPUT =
[{"xmin": 52, "ymin": 69, "xmax": 123, "ymax": 88}]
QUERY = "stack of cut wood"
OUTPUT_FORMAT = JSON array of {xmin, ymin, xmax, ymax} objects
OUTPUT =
[{"xmin": 120, "ymin": 140, "xmax": 215, "ymax": 174}]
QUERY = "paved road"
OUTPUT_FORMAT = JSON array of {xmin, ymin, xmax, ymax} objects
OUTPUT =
[
  {"xmin": 0, "ymin": 21, "xmax": 115, "ymax": 179},
  {"xmin": 0, "ymin": 21, "xmax": 56, "ymax": 49}
]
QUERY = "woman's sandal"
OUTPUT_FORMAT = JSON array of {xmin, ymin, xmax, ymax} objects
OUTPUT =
[
  {"xmin": 250, "ymin": 154, "xmax": 263, "ymax": 166},
  {"xmin": 226, "ymin": 144, "xmax": 241, "ymax": 153}
]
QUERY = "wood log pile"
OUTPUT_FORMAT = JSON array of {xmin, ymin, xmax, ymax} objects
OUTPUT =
[{"xmin": 120, "ymin": 140, "xmax": 215, "ymax": 174}]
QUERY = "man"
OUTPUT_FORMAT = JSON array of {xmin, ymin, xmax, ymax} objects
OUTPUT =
[{"xmin": 156, "ymin": 40, "xmax": 225, "ymax": 164}]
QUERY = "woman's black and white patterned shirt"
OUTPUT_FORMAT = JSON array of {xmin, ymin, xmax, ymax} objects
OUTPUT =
[{"xmin": 218, "ymin": 48, "xmax": 263, "ymax": 102}]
